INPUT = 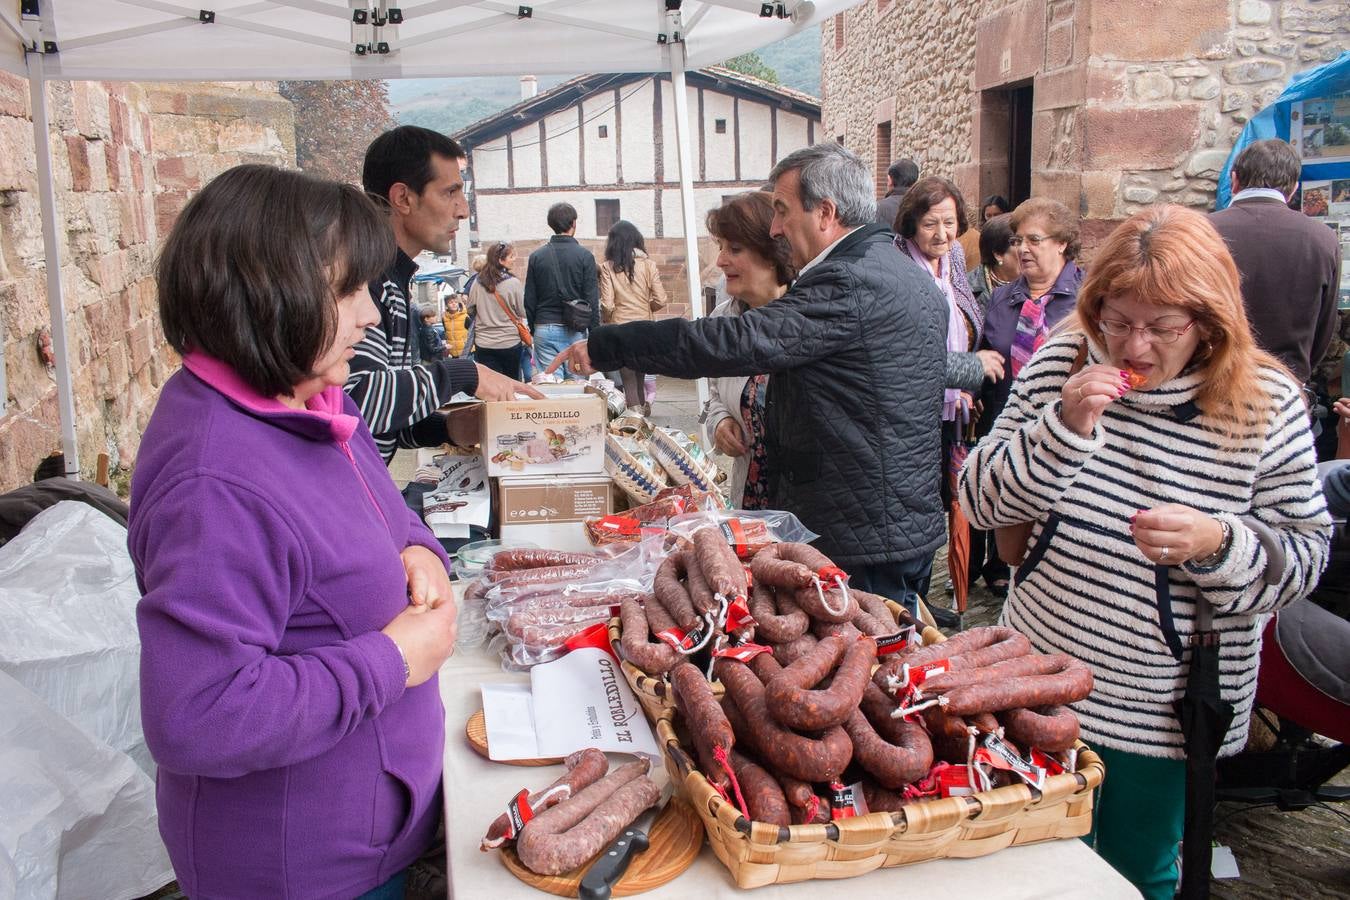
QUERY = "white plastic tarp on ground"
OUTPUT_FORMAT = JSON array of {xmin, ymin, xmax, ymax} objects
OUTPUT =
[
  {"xmin": 0, "ymin": 0, "xmax": 848, "ymax": 477},
  {"xmin": 0, "ymin": 501, "xmax": 172, "ymax": 900}
]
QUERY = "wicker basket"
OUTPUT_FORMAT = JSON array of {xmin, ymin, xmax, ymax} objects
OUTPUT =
[
  {"xmin": 613, "ymin": 601, "xmax": 1104, "ymax": 888},
  {"xmin": 656, "ymin": 712, "xmax": 1102, "ymax": 888},
  {"xmin": 605, "ymin": 434, "xmax": 669, "ymax": 505},
  {"xmin": 645, "ymin": 427, "xmax": 723, "ymax": 494}
]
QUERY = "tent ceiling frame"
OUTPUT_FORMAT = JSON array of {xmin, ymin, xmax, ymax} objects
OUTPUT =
[{"xmin": 114, "ymin": 0, "xmax": 353, "ymax": 53}]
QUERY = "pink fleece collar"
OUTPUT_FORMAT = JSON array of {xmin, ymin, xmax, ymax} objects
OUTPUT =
[{"xmin": 182, "ymin": 352, "xmax": 359, "ymax": 443}]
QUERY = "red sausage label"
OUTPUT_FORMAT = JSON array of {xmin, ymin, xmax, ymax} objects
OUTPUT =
[
  {"xmin": 829, "ymin": 781, "xmax": 867, "ymax": 819},
  {"xmin": 874, "ymin": 625, "xmax": 918, "ymax": 656},
  {"xmin": 563, "ymin": 621, "xmax": 619, "ymax": 659},
  {"xmin": 978, "ymin": 734, "xmax": 1047, "ymax": 791},
  {"xmin": 724, "ymin": 596, "xmax": 756, "ymax": 632},
  {"xmin": 712, "ymin": 641, "xmax": 772, "ymax": 663},
  {"xmin": 505, "ymin": 788, "xmax": 535, "ymax": 839}
]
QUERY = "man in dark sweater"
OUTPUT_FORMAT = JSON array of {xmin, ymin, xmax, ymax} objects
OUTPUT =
[
  {"xmin": 349, "ymin": 126, "xmax": 538, "ymax": 462},
  {"xmin": 875, "ymin": 158, "xmax": 918, "ymax": 229},
  {"xmin": 1210, "ymin": 139, "xmax": 1341, "ymax": 385},
  {"xmin": 524, "ymin": 203, "xmax": 600, "ymax": 379}
]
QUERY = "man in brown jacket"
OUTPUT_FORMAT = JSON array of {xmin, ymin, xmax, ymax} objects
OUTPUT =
[{"xmin": 1209, "ymin": 139, "xmax": 1341, "ymax": 385}]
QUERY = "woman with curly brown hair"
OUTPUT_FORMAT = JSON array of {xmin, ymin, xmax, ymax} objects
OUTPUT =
[{"xmin": 960, "ymin": 204, "xmax": 1331, "ymax": 898}]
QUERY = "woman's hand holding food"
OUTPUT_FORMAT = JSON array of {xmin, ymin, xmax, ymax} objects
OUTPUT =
[
  {"xmin": 1060, "ymin": 365, "xmax": 1131, "ymax": 437},
  {"xmin": 1130, "ymin": 504, "xmax": 1227, "ymax": 566},
  {"xmin": 382, "ymin": 599, "xmax": 458, "ymax": 687},
  {"xmin": 401, "ymin": 545, "xmax": 454, "ymax": 609},
  {"xmin": 713, "ymin": 417, "xmax": 749, "ymax": 457}
]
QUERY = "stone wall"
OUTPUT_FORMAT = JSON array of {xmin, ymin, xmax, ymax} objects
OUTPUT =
[
  {"xmin": 821, "ymin": 0, "xmax": 1349, "ymax": 254},
  {"xmin": 0, "ymin": 79, "xmax": 294, "ymax": 493}
]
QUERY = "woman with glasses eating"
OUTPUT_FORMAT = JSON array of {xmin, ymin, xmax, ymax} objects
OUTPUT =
[{"xmin": 958, "ymin": 205, "xmax": 1330, "ymax": 899}]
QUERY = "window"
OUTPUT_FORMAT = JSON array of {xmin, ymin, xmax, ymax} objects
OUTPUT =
[
  {"xmin": 595, "ymin": 199, "xmax": 620, "ymax": 236},
  {"xmin": 598, "ymin": 124, "xmax": 608, "ymax": 138},
  {"xmin": 875, "ymin": 121, "xmax": 892, "ymax": 199},
  {"xmin": 834, "ymin": 13, "xmax": 844, "ymax": 51},
  {"xmin": 714, "ymin": 118, "xmax": 727, "ymax": 134}
]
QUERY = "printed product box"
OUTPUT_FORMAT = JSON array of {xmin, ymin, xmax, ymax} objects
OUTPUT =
[
  {"xmin": 481, "ymin": 391, "xmax": 606, "ymax": 478},
  {"xmin": 497, "ymin": 474, "xmax": 614, "ymax": 552}
]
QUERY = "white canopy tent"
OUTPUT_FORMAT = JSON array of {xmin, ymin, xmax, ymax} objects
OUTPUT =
[{"xmin": 0, "ymin": 0, "xmax": 846, "ymax": 477}]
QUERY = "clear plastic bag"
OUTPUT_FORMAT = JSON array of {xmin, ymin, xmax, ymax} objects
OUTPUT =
[{"xmin": 664, "ymin": 507, "xmax": 820, "ymax": 558}]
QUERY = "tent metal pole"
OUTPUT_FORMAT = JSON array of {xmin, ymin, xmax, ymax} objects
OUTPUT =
[
  {"xmin": 27, "ymin": 52, "xmax": 81, "ymax": 480},
  {"xmin": 668, "ymin": 41, "xmax": 709, "ymax": 408}
]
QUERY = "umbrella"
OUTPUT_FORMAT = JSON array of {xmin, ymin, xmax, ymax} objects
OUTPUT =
[
  {"xmin": 944, "ymin": 400, "xmax": 978, "ymax": 615},
  {"xmin": 1174, "ymin": 599, "xmax": 1235, "ymax": 899}
]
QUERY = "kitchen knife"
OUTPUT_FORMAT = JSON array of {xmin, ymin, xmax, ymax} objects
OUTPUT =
[{"xmin": 577, "ymin": 780, "xmax": 673, "ymax": 900}]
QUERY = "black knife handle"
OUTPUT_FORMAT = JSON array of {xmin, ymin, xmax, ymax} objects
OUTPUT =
[{"xmin": 577, "ymin": 826, "xmax": 651, "ymax": 900}]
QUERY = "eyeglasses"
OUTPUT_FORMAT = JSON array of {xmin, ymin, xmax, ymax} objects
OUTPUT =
[
  {"xmin": 1098, "ymin": 318, "xmax": 1197, "ymax": 344},
  {"xmin": 1007, "ymin": 234, "xmax": 1052, "ymax": 247}
]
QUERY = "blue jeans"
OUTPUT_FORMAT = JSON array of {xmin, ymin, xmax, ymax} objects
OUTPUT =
[
  {"xmin": 533, "ymin": 323, "xmax": 586, "ymax": 379},
  {"xmin": 353, "ymin": 871, "xmax": 407, "ymax": 900},
  {"xmin": 850, "ymin": 553, "xmax": 934, "ymax": 620}
]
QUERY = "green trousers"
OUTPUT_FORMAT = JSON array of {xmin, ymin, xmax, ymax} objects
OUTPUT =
[{"xmin": 1084, "ymin": 744, "xmax": 1187, "ymax": 900}]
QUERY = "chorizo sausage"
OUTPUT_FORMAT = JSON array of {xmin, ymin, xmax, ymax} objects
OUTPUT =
[
  {"xmin": 683, "ymin": 545, "xmax": 718, "ymax": 616},
  {"xmin": 873, "ymin": 625, "xmax": 1032, "ymax": 691},
  {"xmin": 999, "ymin": 705, "xmax": 1081, "ymax": 752},
  {"xmin": 922, "ymin": 707, "xmax": 978, "ymax": 765},
  {"xmin": 852, "ymin": 590, "xmax": 908, "ymax": 629},
  {"xmin": 653, "ymin": 551, "xmax": 701, "ymax": 634},
  {"xmin": 939, "ymin": 655, "xmax": 1093, "ymax": 716},
  {"xmin": 765, "ymin": 635, "xmax": 876, "ymax": 731},
  {"xmin": 480, "ymin": 748, "xmax": 609, "ymax": 850},
  {"xmin": 918, "ymin": 651, "xmax": 1078, "ymax": 694},
  {"xmin": 843, "ymin": 706, "xmax": 933, "ymax": 788},
  {"xmin": 619, "ymin": 594, "xmax": 680, "ymax": 676},
  {"xmin": 767, "ymin": 631, "xmax": 819, "ymax": 666},
  {"xmin": 515, "ymin": 760, "xmax": 660, "ymax": 876},
  {"xmin": 792, "ymin": 581, "xmax": 858, "ymax": 624},
  {"xmin": 747, "ymin": 649, "xmax": 783, "ymax": 684},
  {"xmin": 862, "ymin": 780, "xmax": 907, "ymax": 813},
  {"xmin": 727, "ymin": 749, "xmax": 790, "ymax": 826},
  {"xmin": 485, "ymin": 560, "xmax": 604, "ymax": 586},
  {"xmin": 749, "ymin": 543, "xmax": 835, "ymax": 590},
  {"xmin": 776, "ymin": 770, "xmax": 820, "ymax": 816},
  {"xmin": 790, "ymin": 794, "xmax": 831, "ymax": 824},
  {"xmin": 715, "ymin": 658, "xmax": 853, "ymax": 783},
  {"xmin": 489, "ymin": 548, "xmax": 599, "ymax": 572},
  {"xmin": 671, "ymin": 662, "xmax": 735, "ymax": 789},
  {"xmin": 748, "ymin": 583, "xmax": 809, "ymax": 643},
  {"xmin": 692, "ymin": 526, "xmax": 749, "ymax": 601}
]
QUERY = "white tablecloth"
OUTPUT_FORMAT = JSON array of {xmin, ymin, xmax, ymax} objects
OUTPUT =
[{"xmin": 438, "ymin": 644, "xmax": 1141, "ymax": 899}]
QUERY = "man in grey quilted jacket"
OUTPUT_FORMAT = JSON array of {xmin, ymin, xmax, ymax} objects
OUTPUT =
[{"xmin": 549, "ymin": 143, "xmax": 948, "ymax": 613}]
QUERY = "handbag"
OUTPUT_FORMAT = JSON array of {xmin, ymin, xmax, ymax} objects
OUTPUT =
[
  {"xmin": 545, "ymin": 244, "xmax": 594, "ymax": 332},
  {"xmin": 995, "ymin": 338, "xmax": 1089, "ymax": 566},
  {"xmin": 491, "ymin": 289, "xmax": 533, "ymax": 348}
]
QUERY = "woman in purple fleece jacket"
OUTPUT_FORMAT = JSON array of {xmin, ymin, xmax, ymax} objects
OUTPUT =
[{"xmin": 130, "ymin": 165, "xmax": 459, "ymax": 899}]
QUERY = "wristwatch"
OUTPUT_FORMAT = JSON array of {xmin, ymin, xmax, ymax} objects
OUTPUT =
[{"xmin": 1191, "ymin": 518, "xmax": 1232, "ymax": 568}]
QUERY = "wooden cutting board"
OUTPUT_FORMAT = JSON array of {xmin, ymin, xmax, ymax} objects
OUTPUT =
[
  {"xmin": 498, "ymin": 797, "xmax": 702, "ymax": 897},
  {"xmin": 466, "ymin": 709, "xmax": 565, "ymax": 767}
]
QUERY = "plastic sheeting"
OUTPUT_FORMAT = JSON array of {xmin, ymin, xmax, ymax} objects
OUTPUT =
[
  {"xmin": 0, "ymin": 501, "xmax": 172, "ymax": 900},
  {"xmin": 1216, "ymin": 51, "xmax": 1350, "ymax": 209}
]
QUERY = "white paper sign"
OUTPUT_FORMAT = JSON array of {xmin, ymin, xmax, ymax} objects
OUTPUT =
[
  {"xmin": 480, "ymin": 682, "xmax": 542, "ymax": 761},
  {"xmin": 530, "ymin": 647, "xmax": 659, "ymax": 758}
]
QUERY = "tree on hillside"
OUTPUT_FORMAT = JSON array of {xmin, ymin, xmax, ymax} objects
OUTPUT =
[
  {"xmin": 719, "ymin": 52, "xmax": 780, "ymax": 84},
  {"xmin": 277, "ymin": 80, "xmax": 398, "ymax": 183}
]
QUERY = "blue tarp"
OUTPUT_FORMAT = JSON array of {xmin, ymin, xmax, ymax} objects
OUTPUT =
[{"xmin": 1216, "ymin": 52, "xmax": 1350, "ymax": 210}]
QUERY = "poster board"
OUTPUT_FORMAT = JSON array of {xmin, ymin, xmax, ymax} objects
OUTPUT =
[{"xmin": 1290, "ymin": 95, "xmax": 1350, "ymax": 308}]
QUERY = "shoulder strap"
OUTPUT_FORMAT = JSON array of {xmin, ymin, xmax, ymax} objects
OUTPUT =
[{"xmin": 491, "ymin": 288, "xmax": 524, "ymax": 328}]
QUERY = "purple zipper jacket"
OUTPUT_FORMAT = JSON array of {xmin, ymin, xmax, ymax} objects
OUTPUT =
[{"xmin": 129, "ymin": 353, "xmax": 448, "ymax": 899}]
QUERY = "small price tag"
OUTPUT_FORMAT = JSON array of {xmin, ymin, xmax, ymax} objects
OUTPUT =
[
  {"xmin": 978, "ymin": 733, "xmax": 1047, "ymax": 790},
  {"xmin": 937, "ymin": 765, "xmax": 976, "ymax": 798},
  {"xmin": 712, "ymin": 641, "xmax": 773, "ymax": 663},
  {"xmin": 829, "ymin": 780, "xmax": 867, "ymax": 819},
  {"xmin": 655, "ymin": 627, "xmax": 694, "ymax": 651},
  {"xmin": 874, "ymin": 625, "xmax": 917, "ymax": 656},
  {"xmin": 724, "ymin": 595, "xmax": 756, "ymax": 633}
]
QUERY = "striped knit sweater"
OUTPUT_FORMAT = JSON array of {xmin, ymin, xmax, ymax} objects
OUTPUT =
[{"xmin": 958, "ymin": 333, "xmax": 1331, "ymax": 759}]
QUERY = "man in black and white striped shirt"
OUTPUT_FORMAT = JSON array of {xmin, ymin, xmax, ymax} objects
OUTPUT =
[{"xmin": 348, "ymin": 126, "xmax": 539, "ymax": 463}]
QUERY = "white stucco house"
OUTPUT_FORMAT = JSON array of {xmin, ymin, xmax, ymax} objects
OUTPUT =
[{"xmin": 452, "ymin": 66, "xmax": 821, "ymax": 256}]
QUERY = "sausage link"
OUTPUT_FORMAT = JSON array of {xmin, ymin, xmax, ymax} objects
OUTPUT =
[
  {"xmin": 765, "ymin": 635, "xmax": 876, "ymax": 731},
  {"xmin": 480, "ymin": 748, "xmax": 609, "ymax": 850},
  {"xmin": 692, "ymin": 526, "xmax": 749, "ymax": 601},
  {"xmin": 792, "ymin": 581, "xmax": 858, "ymax": 624},
  {"xmin": 873, "ymin": 625, "xmax": 1032, "ymax": 691},
  {"xmin": 776, "ymin": 770, "xmax": 819, "ymax": 814},
  {"xmin": 515, "ymin": 761, "xmax": 660, "ymax": 876},
  {"xmin": 727, "ymin": 750, "xmax": 790, "ymax": 826},
  {"xmin": 940, "ymin": 655, "xmax": 1094, "ymax": 716},
  {"xmin": 852, "ymin": 590, "xmax": 907, "ymax": 629},
  {"xmin": 489, "ymin": 548, "xmax": 600, "ymax": 572},
  {"xmin": 619, "ymin": 594, "xmax": 680, "ymax": 676},
  {"xmin": 843, "ymin": 707, "xmax": 933, "ymax": 788},
  {"xmin": 485, "ymin": 560, "xmax": 603, "ymax": 586},
  {"xmin": 672, "ymin": 662, "xmax": 735, "ymax": 789},
  {"xmin": 653, "ymin": 551, "xmax": 702, "ymax": 633},
  {"xmin": 968, "ymin": 712, "xmax": 1001, "ymax": 734},
  {"xmin": 768, "ymin": 631, "xmax": 820, "ymax": 666},
  {"xmin": 813, "ymin": 619, "xmax": 863, "ymax": 641},
  {"xmin": 862, "ymin": 780, "xmax": 908, "ymax": 813},
  {"xmin": 919, "ymin": 652, "xmax": 1077, "ymax": 694},
  {"xmin": 922, "ymin": 707, "xmax": 978, "ymax": 765},
  {"xmin": 715, "ymin": 658, "xmax": 853, "ymax": 782},
  {"xmin": 791, "ymin": 794, "xmax": 831, "ymax": 824},
  {"xmin": 748, "ymin": 584, "xmax": 809, "ymax": 643},
  {"xmin": 683, "ymin": 545, "xmax": 718, "ymax": 616},
  {"xmin": 747, "ymin": 649, "xmax": 783, "ymax": 684},
  {"xmin": 999, "ymin": 705, "xmax": 1081, "ymax": 752},
  {"xmin": 749, "ymin": 543, "xmax": 825, "ymax": 591}
]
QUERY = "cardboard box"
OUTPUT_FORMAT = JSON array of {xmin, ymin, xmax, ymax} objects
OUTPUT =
[
  {"xmin": 481, "ymin": 391, "xmax": 606, "ymax": 478},
  {"xmin": 497, "ymin": 475, "xmax": 613, "ymax": 552}
]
